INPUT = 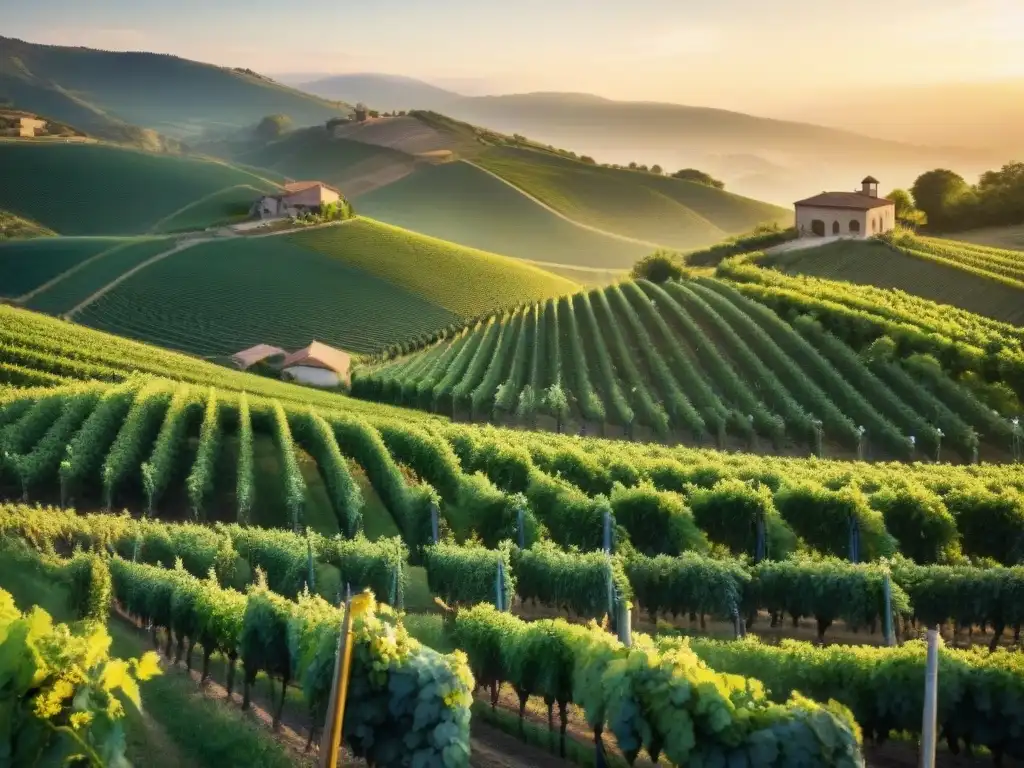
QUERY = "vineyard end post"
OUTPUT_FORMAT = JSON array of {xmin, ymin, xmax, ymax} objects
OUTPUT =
[
  {"xmin": 920, "ymin": 627, "xmax": 939, "ymax": 768},
  {"xmin": 883, "ymin": 573, "xmax": 895, "ymax": 647}
]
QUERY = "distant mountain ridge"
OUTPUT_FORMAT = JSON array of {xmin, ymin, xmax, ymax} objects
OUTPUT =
[
  {"xmin": 295, "ymin": 73, "xmax": 1000, "ymax": 204},
  {"xmin": 0, "ymin": 36, "xmax": 352, "ymax": 141}
]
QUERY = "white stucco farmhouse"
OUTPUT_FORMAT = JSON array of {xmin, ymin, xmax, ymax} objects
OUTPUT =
[{"xmin": 794, "ymin": 177, "xmax": 895, "ymax": 239}]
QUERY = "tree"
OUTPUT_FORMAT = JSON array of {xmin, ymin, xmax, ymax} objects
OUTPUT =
[
  {"xmin": 628, "ymin": 162, "xmax": 638, "ymax": 170},
  {"xmin": 910, "ymin": 169, "xmax": 969, "ymax": 230},
  {"xmin": 630, "ymin": 250, "xmax": 687, "ymax": 283},
  {"xmin": 580, "ymin": 155, "xmax": 596, "ymax": 164},
  {"xmin": 651, "ymin": 164, "xmax": 663, "ymax": 175},
  {"xmin": 254, "ymin": 114, "xmax": 292, "ymax": 141},
  {"xmin": 672, "ymin": 168, "xmax": 725, "ymax": 189},
  {"xmin": 886, "ymin": 189, "xmax": 927, "ymax": 228}
]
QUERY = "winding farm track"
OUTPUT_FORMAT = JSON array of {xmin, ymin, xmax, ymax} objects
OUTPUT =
[
  {"xmin": 461, "ymin": 160, "xmax": 670, "ymax": 251},
  {"xmin": 14, "ymin": 238, "xmax": 156, "ymax": 303}
]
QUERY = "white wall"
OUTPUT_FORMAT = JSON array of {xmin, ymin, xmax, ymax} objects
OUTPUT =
[
  {"xmin": 796, "ymin": 205, "xmax": 867, "ymax": 238},
  {"xmin": 795, "ymin": 204, "xmax": 896, "ymax": 238},
  {"xmin": 282, "ymin": 365, "xmax": 340, "ymax": 388}
]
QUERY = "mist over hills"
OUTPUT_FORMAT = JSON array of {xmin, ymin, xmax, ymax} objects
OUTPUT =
[{"xmin": 296, "ymin": 73, "xmax": 1000, "ymax": 204}]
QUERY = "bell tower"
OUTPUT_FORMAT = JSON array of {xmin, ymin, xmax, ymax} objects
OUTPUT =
[{"xmin": 861, "ymin": 175, "xmax": 879, "ymax": 197}]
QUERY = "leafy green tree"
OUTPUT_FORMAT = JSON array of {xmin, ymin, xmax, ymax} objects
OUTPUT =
[
  {"xmin": 886, "ymin": 188, "xmax": 927, "ymax": 227},
  {"xmin": 254, "ymin": 113, "xmax": 292, "ymax": 140},
  {"xmin": 630, "ymin": 249, "xmax": 686, "ymax": 283},
  {"xmin": 671, "ymin": 168, "xmax": 725, "ymax": 189},
  {"xmin": 910, "ymin": 169, "xmax": 969, "ymax": 230}
]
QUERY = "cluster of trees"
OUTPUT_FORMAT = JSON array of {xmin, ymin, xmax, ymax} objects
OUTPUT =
[
  {"xmin": 254, "ymin": 113, "xmax": 292, "ymax": 140},
  {"xmin": 905, "ymin": 163, "xmax": 1024, "ymax": 232}
]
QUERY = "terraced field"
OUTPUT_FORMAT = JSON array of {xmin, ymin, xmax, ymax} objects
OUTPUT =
[
  {"xmin": 756, "ymin": 236, "xmax": 1024, "ymax": 325},
  {"xmin": 288, "ymin": 218, "xmax": 577, "ymax": 317},
  {"xmin": 355, "ymin": 161, "xmax": 651, "ymax": 268},
  {"xmin": 23, "ymin": 237, "xmax": 177, "ymax": 313},
  {"xmin": 0, "ymin": 237, "xmax": 135, "ymax": 298},
  {"xmin": 233, "ymin": 127, "xmax": 419, "ymax": 196},
  {"xmin": 475, "ymin": 146, "xmax": 791, "ymax": 249},
  {"xmin": 72, "ymin": 233, "xmax": 457, "ymax": 356},
  {"xmin": 356, "ymin": 275, "xmax": 1018, "ymax": 462},
  {"xmin": 0, "ymin": 142, "xmax": 280, "ymax": 235}
]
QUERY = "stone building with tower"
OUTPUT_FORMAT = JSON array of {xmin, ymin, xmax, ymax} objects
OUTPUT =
[{"xmin": 794, "ymin": 176, "xmax": 896, "ymax": 239}]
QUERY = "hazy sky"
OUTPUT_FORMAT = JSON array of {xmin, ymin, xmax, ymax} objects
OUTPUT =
[{"xmin": 6, "ymin": 0, "xmax": 1023, "ymax": 111}]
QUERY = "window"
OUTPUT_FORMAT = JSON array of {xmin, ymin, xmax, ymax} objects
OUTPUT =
[
  {"xmin": 832, "ymin": 221, "xmax": 840, "ymax": 235},
  {"xmin": 811, "ymin": 219, "xmax": 826, "ymax": 236},
  {"xmin": 849, "ymin": 220, "xmax": 861, "ymax": 233}
]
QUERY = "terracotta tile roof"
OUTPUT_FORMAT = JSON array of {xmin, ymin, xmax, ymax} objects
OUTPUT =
[
  {"xmin": 281, "ymin": 341, "xmax": 351, "ymax": 374},
  {"xmin": 231, "ymin": 343, "xmax": 286, "ymax": 369},
  {"xmin": 794, "ymin": 191, "xmax": 894, "ymax": 210},
  {"xmin": 283, "ymin": 180, "xmax": 341, "ymax": 195}
]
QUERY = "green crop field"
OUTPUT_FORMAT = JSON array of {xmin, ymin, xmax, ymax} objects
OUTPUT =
[
  {"xmin": 0, "ymin": 237, "xmax": 136, "ymax": 298},
  {"xmin": 0, "ymin": 143, "xmax": 280, "ymax": 235},
  {"xmin": 3, "ymin": 293, "xmax": 1024, "ymax": 767},
  {"xmin": 15, "ymin": 218, "xmax": 575, "ymax": 358},
  {"xmin": 757, "ymin": 235, "xmax": 1024, "ymax": 325},
  {"xmin": 355, "ymin": 160, "xmax": 651, "ymax": 268},
  {"xmin": 287, "ymin": 218, "xmax": 577, "ymax": 318},
  {"xmin": 356, "ymin": 274, "xmax": 1020, "ymax": 463},
  {"xmin": 233, "ymin": 128, "xmax": 416, "ymax": 191},
  {"xmin": 151, "ymin": 183, "xmax": 267, "ymax": 233},
  {"xmin": 0, "ymin": 209, "xmax": 56, "ymax": 240},
  {"xmin": 22, "ymin": 236, "xmax": 176, "ymax": 314},
  {"xmin": 475, "ymin": 146, "xmax": 791, "ymax": 249},
  {"xmin": 71, "ymin": 232, "xmax": 457, "ymax": 356}
]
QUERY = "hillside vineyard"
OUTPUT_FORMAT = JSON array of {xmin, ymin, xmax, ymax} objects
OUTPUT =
[{"xmin": 356, "ymin": 275, "xmax": 1023, "ymax": 462}]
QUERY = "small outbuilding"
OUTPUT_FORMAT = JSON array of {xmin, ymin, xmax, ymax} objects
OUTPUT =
[
  {"xmin": 230, "ymin": 344, "xmax": 286, "ymax": 370},
  {"xmin": 281, "ymin": 341, "xmax": 352, "ymax": 389},
  {"xmin": 794, "ymin": 176, "xmax": 895, "ymax": 239}
]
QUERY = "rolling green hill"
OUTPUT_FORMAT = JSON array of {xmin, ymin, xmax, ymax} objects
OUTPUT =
[
  {"xmin": 757, "ymin": 235, "xmax": 1024, "ymax": 325},
  {"xmin": 231, "ymin": 126, "xmax": 420, "ymax": 196},
  {"xmin": 354, "ymin": 161, "xmax": 651, "ymax": 268},
  {"xmin": 474, "ymin": 146, "xmax": 791, "ymax": 249},
  {"xmin": 2, "ymin": 218, "xmax": 574, "ymax": 357},
  {"xmin": 0, "ymin": 142, "xmax": 280, "ymax": 235},
  {"xmin": 0, "ymin": 35, "xmax": 350, "ymax": 140},
  {"xmin": 0, "ymin": 209, "xmax": 55, "ymax": 239}
]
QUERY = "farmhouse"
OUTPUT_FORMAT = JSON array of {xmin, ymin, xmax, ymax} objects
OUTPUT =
[
  {"xmin": 251, "ymin": 181, "xmax": 341, "ymax": 220},
  {"xmin": 794, "ymin": 177, "xmax": 895, "ymax": 238},
  {"xmin": 17, "ymin": 117, "xmax": 47, "ymax": 137},
  {"xmin": 281, "ymin": 341, "xmax": 351, "ymax": 388}
]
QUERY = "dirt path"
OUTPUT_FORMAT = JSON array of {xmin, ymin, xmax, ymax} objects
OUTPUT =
[{"xmin": 461, "ymin": 160, "xmax": 669, "ymax": 251}]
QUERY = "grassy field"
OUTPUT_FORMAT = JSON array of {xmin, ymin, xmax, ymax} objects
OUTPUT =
[
  {"xmin": 288, "ymin": 217, "xmax": 577, "ymax": 317},
  {"xmin": 761, "ymin": 236, "xmax": 1024, "ymax": 325},
  {"xmin": 946, "ymin": 224, "xmax": 1024, "ymax": 251},
  {"xmin": 151, "ymin": 183, "xmax": 267, "ymax": 233},
  {"xmin": 356, "ymin": 160, "xmax": 651, "ymax": 268},
  {"xmin": 73, "ymin": 230, "xmax": 458, "ymax": 356},
  {"xmin": 475, "ymin": 146, "xmax": 791, "ymax": 249},
  {"xmin": 233, "ymin": 127, "xmax": 417, "ymax": 195},
  {"xmin": 0, "ymin": 209, "xmax": 56, "ymax": 239},
  {"xmin": 0, "ymin": 142, "xmax": 280, "ymax": 235}
]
